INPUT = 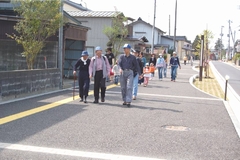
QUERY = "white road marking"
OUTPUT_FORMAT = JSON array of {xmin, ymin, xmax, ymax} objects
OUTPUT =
[
  {"xmin": 107, "ymin": 91, "xmax": 221, "ymax": 101},
  {"xmin": 0, "ymin": 142, "xmax": 165, "ymax": 160}
]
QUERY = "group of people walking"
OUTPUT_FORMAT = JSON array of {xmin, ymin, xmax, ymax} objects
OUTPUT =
[{"xmin": 73, "ymin": 44, "xmax": 181, "ymax": 107}]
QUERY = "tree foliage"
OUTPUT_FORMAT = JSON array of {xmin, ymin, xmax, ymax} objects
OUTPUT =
[
  {"xmin": 8, "ymin": 0, "xmax": 62, "ymax": 69},
  {"xmin": 214, "ymin": 38, "xmax": 224, "ymax": 51},
  {"xmin": 192, "ymin": 35, "xmax": 201, "ymax": 57},
  {"xmin": 103, "ymin": 12, "xmax": 128, "ymax": 58}
]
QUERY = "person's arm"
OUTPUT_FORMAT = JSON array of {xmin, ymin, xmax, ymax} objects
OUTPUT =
[
  {"xmin": 73, "ymin": 59, "xmax": 81, "ymax": 75},
  {"xmin": 104, "ymin": 56, "xmax": 111, "ymax": 76},
  {"xmin": 136, "ymin": 59, "xmax": 141, "ymax": 75},
  {"xmin": 132, "ymin": 56, "xmax": 138, "ymax": 75},
  {"xmin": 112, "ymin": 53, "xmax": 115, "ymax": 66},
  {"xmin": 88, "ymin": 58, "xmax": 94, "ymax": 78}
]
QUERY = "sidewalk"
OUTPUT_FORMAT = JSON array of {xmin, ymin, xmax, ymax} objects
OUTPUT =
[{"xmin": 0, "ymin": 61, "xmax": 240, "ymax": 159}]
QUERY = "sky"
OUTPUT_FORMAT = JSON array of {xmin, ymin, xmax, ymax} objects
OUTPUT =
[{"xmin": 71, "ymin": 0, "xmax": 240, "ymax": 49}]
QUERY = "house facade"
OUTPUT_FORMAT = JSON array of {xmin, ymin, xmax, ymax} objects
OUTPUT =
[
  {"xmin": 128, "ymin": 17, "xmax": 165, "ymax": 53},
  {"xmin": 170, "ymin": 36, "xmax": 192, "ymax": 60}
]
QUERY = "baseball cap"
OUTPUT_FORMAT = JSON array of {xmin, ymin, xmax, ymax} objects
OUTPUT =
[
  {"xmin": 95, "ymin": 46, "xmax": 102, "ymax": 51},
  {"xmin": 81, "ymin": 51, "xmax": 89, "ymax": 56},
  {"xmin": 123, "ymin": 44, "xmax": 131, "ymax": 49}
]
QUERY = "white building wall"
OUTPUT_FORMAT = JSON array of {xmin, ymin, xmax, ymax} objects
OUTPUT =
[
  {"xmin": 74, "ymin": 17, "xmax": 112, "ymax": 57},
  {"xmin": 133, "ymin": 23, "xmax": 163, "ymax": 46}
]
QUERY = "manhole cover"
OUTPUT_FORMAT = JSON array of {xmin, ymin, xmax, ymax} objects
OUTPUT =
[{"xmin": 162, "ymin": 125, "xmax": 190, "ymax": 131}]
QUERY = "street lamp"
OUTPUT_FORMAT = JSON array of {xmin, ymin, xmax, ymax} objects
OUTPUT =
[{"xmin": 224, "ymin": 75, "xmax": 230, "ymax": 101}]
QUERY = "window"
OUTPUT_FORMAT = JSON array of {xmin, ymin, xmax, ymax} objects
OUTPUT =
[{"xmin": 86, "ymin": 47, "xmax": 94, "ymax": 58}]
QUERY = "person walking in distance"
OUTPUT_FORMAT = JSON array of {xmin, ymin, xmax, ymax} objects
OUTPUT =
[
  {"xmin": 112, "ymin": 61, "xmax": 120, "ymax": 85},
  {"xmin": 149, "ymin": 54, "xmax": 156, "ymax": 66},
  {"xmin": 138, "ymin": 52, "xmax": 146, "ymax": 85},
  {"xmin": 156, "ymin": 54, "xmax": 165, "ymax": 80},
  {"xmin": 105, "ymin": 48, "xmax": 115, "ymax": 82},
  {"xmin": 132, "ymin": 50, "xmax": 142, "ymax": 100},
  {"xmin": 118, "ymin": 44, "xmax": 138, "ymax": 107},
  {"xmin": 89, "ymin": 46, "xmax": 111, "ymax": 103},
  {"xmin": 143, "ymin": 64, "xmax": 151, "ymax": 87},
  {"xmin": 170, "ymin": 52, "xmax": 181, "ymax": 82},
  {"xmin": 163, "ymin": 58, "xmax": 168, "ymax": 78},
  {"xmin": 73, "ymin": 51, "xmax": 91, "ymax": 103}
]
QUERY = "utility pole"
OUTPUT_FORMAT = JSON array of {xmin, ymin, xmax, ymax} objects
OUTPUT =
[
  {"xmin": 220, "ymin": 26, "xmax": 224, "ymax": 60},
  {"xmin": 169, "ymin": 15, "xmax": 170, "ymax": 37},
  {"xmin": 199, "ymin": 35, "xmax": 204, "ymax": 81},
  {"xmin": 151, "ymin": 0, "xmax": 156, "ymax": 54},
  {"xmin": 58, "ymin": 0, "xmax": 64, "ymax": 89},
  {"xmin": 173, "ymin": 0, "xmax": 177, "ymax": 52},
  {"xmin": 228, "ymin": 20, "xmax": 232, "ymax": 61}
]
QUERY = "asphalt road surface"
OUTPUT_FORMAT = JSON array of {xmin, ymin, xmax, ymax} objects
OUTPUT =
[
  {"xmin": 212, "ymin": 61, "xmax": 240, "ymax": 97},
  {"xmin": 0, "ymin": 61, "xmax": 240, "ymax": 160}
]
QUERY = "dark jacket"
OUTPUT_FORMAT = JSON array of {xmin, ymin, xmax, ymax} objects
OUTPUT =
[{"xmin": 149, "ymin": 57, "xmax": 156, "ymax": 66}]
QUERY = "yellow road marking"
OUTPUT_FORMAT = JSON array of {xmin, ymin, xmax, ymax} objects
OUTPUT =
[{"xmin": 0, "ymin": 84, "xmax": 117, "ymax": 125}]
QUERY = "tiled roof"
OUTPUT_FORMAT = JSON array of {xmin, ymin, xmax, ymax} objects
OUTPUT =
[{"xmin": 67, "ymin": 11, "xmax": 118, "ymax": 18}]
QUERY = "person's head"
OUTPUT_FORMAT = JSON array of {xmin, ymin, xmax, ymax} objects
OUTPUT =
[
  {"xmin": 145, "ymin": 63, "xmax": 149, "ymax": 68},
  {"xmin": 115, "ymin": 60, "xmax": 118, "ymax": 65},
  {"xmin": 139, "ymin": 52, "xmax": 143, "ymax": 58},
  {"xmin": 150, "ymin": 63, "xmax": 154, "ymax": 66},
  {"xmin": 151, "ymin": 54, "xmax": 155, "ymax": 58},
  {"xmin": 95, "ymin": 46, "xmax": 102, "ymax": 57},
  {"xmin": 81, "ymin": 51, "xmax": 89, "ymax": 60},
  {"xmin": 159, "ymin": 54, "xmax": 162, "ymax": 58},
  {"xmin": 123, "ymin": 44, "xmax": 131, "ymax": 55},
  {"xmin": 133, "ymin": 50, "xmax": 140, "ymax": 57},
  {"xmin": 173, "ymin": 52, "xmax": 177, "ymax": 57},
  {"xmin": 106, "ymin": 48, "xmax": 112, "ymax": 54}
]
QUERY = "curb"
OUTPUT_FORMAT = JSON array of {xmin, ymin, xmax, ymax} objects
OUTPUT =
[
  {"xmin": 189, "ymin": 73, "xmax": 221, "ymax": 100},
  {"xmin": 209, "ymin": 61, "xmax": 240, "ymax": 138}
]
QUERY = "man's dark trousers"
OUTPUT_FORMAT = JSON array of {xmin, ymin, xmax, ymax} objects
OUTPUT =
[
  {"xmin": 78, "ymin": 70, "xmax": 90, "ymax": 99},
  {"xmin": 94, "ymin": 70, "xmax": 106, "ymax": 101}
]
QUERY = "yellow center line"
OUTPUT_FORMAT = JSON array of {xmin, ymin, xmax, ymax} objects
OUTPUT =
[{"xmin": 0, "ymin": 84, "xmax": 117, "ymax": 125}]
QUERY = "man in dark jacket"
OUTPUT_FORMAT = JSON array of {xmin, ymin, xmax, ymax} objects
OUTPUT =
[
  {"xmin": 170, "ymin": 52, "xmax": 181, "ymax": 82},
  {"xmin": 73, "ymin": 51, "xmax": 91, "ymax": 103},
  {"xmin": 149, "ymin": 54, "xmax": 156, "ymax": 66}
]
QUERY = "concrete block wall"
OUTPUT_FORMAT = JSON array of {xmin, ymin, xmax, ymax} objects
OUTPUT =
[{"xmin": 0, "ymin": 69, "xmax": 60, "ymax": 101}]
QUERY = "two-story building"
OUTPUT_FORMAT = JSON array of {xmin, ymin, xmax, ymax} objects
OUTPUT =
[
  {"xmin": 127, "ymin": 17, "xmax": 165, "ymax": 53},
  {"xmin": 170, "ymin": 36, "xmax": 192, "ymax": 60}
]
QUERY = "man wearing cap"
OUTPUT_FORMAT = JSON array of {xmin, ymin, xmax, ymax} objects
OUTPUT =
[
  {"xmin": 170, "ymin": 51, "xmax": 181, "ymax": 82},
  {"xmin": 73, "ymin": 51, "xmax": 91, "ymax": 103},
  {"xmin": 118, "ymin": 44, "xmax": 138, "ymax": 107},
  {"xmin": 89, "ymin": 46, "xmax": 111, "ymax": 103}
]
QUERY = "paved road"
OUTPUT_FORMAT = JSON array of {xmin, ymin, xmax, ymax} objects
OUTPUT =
[
  {"xmin": 212, "ymin": 61, "xmax": 240, "ymax": 96},
  {"xmin": 0, "ymin": 61, "xmax": 240, "ymax": 160}
]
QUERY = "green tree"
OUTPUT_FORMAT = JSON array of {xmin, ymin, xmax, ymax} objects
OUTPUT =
[
  {"xmin": 8, "ymin": 0, "xmax": 62, "ymax": 69},
  {"xmin": 214, "ymin": 38, "xmax": 224, "ymax": 59},
  {"xmin": 214, "ymin": 38, "xmax": 224, "ymax": 51},
  {"xmin": 192, "ymin": 35, "xmax": 201, "ymax": 58},
  {"xmin": 103, "ymin": 12, "xmax": 128, "ymax": 58}
]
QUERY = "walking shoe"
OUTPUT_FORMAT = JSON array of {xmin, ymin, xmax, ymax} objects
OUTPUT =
[
  {"xmin": 132, "ymin": 96, "xmax": 136, "ymax": 100},
  {"xmin": 84, "ymin": 100, "xmax": 87, "ymax": 103},
  {"xmin": 126, "ymin": 103, "xmax": 131, "ymax": 107},
  {"xmin": 79, "ymin": 99, "xmax": 83, "ymax": 102},
  {"xmin": 101, "ymin": 98, "xmax": 105, "ymax": 102},
  {"xmin": 123, "ymin": 102, "xmax": 127, "ymax": 105},
  {"xmin": 93, "ymin": 100, "xmax": 99, "ymax": 103}
]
